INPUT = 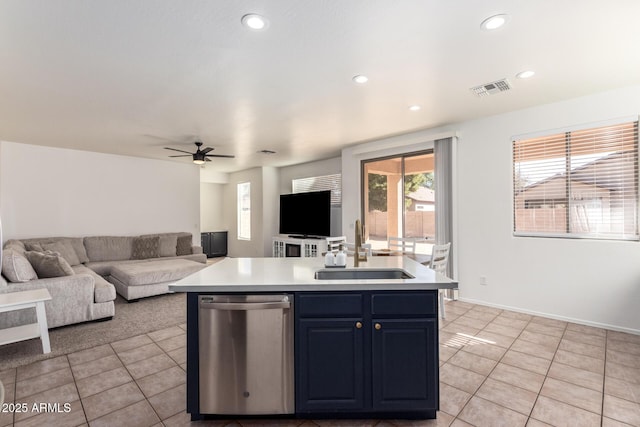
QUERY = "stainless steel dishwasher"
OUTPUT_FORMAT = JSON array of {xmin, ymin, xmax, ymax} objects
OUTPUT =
[{"xmin": 198, "ymin": 294, "xmax": 294, "ymax": 415}]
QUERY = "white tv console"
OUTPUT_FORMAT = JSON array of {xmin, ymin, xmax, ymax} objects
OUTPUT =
[{"xmin": 272, "ymin": 235, "xmax": 327, "ymax": 258}]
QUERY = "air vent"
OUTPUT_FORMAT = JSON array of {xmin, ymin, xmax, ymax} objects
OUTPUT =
[{"xmin": 470, "ymin": 78, "xmax": 511, "ymax": 97}]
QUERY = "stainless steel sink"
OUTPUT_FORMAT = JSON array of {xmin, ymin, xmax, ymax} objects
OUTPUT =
[{"xmin": 314, "ymin": 268, "xmax": 414, "ymax": 280}]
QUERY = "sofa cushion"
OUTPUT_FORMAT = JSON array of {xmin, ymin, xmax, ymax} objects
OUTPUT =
[
  {"xmin": 110, "ymin": 259, "xmax": 204, "ymax": 287},
  {"xmin": 41, "ymin": 241, "xmax": 81, "ymax": 266},
  {"xmin": 2, "ymin": 249, "xmax": 38, "ymax": 282},
  {"xmin": 67, "ymin": 238, "xmax": 90, "ymax": 264},
  {"xmin": 176, "ymin": 235, "xmax": 192, "ymax": 256},
  {"xmin": 3, "ymin": 239, "xmax": 25, "ymax": 252},
  {"xmin": 25, "ymin": 251, "xmax": 75, "ymax": 278},
  {"xmin": 158, "ymin": 234, "xmax": 178, "ymax": 257},
  {"xmin": 84, "ymin": 236, "xmax": 134, "ymax": 262},
  {"xmin": 131, "ymin": 236, "xmax": 159, "ymax": 260},
  {"xmin": 84, "ymin": 259, "xmax": 142, "ymax": 277}
]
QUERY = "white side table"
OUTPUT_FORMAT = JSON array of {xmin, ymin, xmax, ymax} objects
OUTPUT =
[{"xmin": 0, "ymin": 288, "xmax": 52, "ymax": 353}]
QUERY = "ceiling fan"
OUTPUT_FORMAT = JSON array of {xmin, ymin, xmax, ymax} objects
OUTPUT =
[{"xmin": 164, "ymin": 141, "xmax": 235, "ymax": 165}]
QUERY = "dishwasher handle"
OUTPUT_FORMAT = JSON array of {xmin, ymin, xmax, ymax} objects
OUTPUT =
[{"xmin": 200, "ymin": 300, "xmax": 291, "ymax": 311}]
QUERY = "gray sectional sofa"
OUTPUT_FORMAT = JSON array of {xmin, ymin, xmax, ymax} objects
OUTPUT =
[{"xmin": 0, "ymin": 232, "xmax": 207, "ymax": 329}]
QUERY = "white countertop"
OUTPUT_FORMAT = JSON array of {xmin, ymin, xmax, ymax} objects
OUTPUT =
[{"xmin": 169, "ymin": 256, "xmax": 457, "ymax": 293}]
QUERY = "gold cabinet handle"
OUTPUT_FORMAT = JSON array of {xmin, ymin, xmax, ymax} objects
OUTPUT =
[
  {"xmin": 374, "ymin": 323, "xmax": 382, "ymax": 330},
  {"xmin": 355, "ymin": 322, "xmax": 363, "ymax": 329}
]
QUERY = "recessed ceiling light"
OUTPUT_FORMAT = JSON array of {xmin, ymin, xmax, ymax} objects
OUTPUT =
[
  {"xmin": 516, "ymin": 70, "xmax": 536, "ymax": 79},
  {"xmin": 352, "ymin": 75, "xmax": 368, "ymax": 84},
  {"xmin": 480, "ymin": 14, "xmax": 509, "ymax": 31},
  {"xmin": 241, "ymin": 14, "xmax": 268, "ymax": 30},
  {"xmin": 409, "ymin": 105, "xmax": 421, "ymax": 111}
]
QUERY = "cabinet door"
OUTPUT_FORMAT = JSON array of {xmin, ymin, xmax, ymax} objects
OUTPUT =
[
  {"xmin": 296, "ymin": 319, "xmax": 365, "ymax": 412},
  {"xmin": 211, "ymin": 232, "xmax": 227, "ymax": 256},
  {"xmin": 371, "ymin": 319, "xmax": 438, "ymax": 411}
]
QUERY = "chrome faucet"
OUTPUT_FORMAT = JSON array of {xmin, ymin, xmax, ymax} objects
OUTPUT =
[{"xmin": 354, "ymin": 219, "xmax": 367, "ymax": 267}]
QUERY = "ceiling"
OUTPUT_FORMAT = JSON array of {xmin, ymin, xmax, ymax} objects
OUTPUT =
[{"xmin": 1, "ymin": 1, "xmax": 640, "ymax": 173}]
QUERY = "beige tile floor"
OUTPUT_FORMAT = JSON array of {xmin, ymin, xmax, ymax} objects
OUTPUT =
[{"xmin": 1, "ymin": 300, "xmax": 639, "ymax": 427}]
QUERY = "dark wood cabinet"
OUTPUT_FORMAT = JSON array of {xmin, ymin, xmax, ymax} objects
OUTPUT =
[
  {"xmin": 201, "ymin": 231, "xmax": 227, "ymax": 258},
  {"xmin": 295, "ymin": 291, "xmax": 439, "ymax": 418}
]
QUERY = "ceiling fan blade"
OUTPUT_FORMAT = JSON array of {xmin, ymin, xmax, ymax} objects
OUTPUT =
[
  {"xmin": 168, "ymin": 155, "xmax": 192, "ymax": 157},
  {"xmin": 205, "ymin": 158, "xmax": 212, "ymax": 162},
  {"xmin": 164, "ymin": 147, "xmax": 193, "ymax": 154},
  {"xmin": 200, "ymin": 147, "xmax": 213, "ymax": 154},
  {"xmin": 205, "ymin": 154, "xmax": 235, "ymax": 158}
]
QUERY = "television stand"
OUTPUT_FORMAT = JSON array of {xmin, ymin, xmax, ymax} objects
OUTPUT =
[
  {"xmin": 273, "ymin": 235, "xmax": 327, "ymax": 258},
  {"xmin": 288, "ymin": 235, "xmax": 321, "ymax": 240}
]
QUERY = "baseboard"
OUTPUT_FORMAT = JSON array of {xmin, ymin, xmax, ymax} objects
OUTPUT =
[{"xmin": 457, "ymin": 297, "xmax": 640, "ymax": 336}]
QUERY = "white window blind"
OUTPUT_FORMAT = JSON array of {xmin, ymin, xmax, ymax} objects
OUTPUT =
[
  {"xmin": 513, "ymin": 120, "xmax": 639, "ymax": 240},
  {"xmin": 292, "ymin": 174, "xmax": 342, "ymax": 206}
]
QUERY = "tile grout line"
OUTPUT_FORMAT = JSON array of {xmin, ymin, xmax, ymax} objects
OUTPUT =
[
  {"xmin": 524, "ymin": 318, "xmax": 568, "ymax": 425},
  {"xmin": 601, "ymin": 329, "xmax": 608, "ymax": 427},
  {"xmin": 448, "ymin": 307, "xmax": 516, "ymax": 424},
  {"xmin": 101, "ymin": 335, "xmax": 164, "ymax": 424},
  {"xmin": 65, "ymin": 354, "xmax": 90, "ymax": 427}
]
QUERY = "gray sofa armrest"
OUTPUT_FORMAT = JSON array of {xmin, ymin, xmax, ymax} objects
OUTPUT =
[
  {"xmin": 192, "ymin": 245, "xmax": 203, "ymax": 255},
  {"xmin": 0, "ymin": 274, "xmax": 98, "ymax": 328},
  {"xmin": 0, "ymin": 274, "xmax": 95, "ymax": 299}
]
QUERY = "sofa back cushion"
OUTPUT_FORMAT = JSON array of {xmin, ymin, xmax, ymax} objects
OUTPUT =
[
  {"xmin": 2, "ymin": 248, "xmax": 38, "ymax": 282},
  {"xmin": 20, "ymin": 237, "xmax": 89, "ymax": 264},
  {"xmin": 41, "ymin": 241, "xmax": 81, "ymax": 266},
  {"xmin": 84, "ymin": 236, "xmax": 134, "ymax": 262},
  {"xmin": 25, "ymin": 251, "xmax": 75, "ymax": 278}
]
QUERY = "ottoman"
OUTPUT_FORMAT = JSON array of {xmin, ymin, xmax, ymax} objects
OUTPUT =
[{"xmin": 109, "ymin": 259, "xmax": 206, "ymax": 301}]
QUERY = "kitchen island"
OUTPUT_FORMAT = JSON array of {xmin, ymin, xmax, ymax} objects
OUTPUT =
[{"xmin": 169, "ymin": 256, "xmax": 457, "ymax": 421}]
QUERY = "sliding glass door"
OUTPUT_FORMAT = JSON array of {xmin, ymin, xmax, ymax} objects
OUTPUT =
[{"xmin": 362, "ymin": 151, "xmax": 434, "ymax": 254}]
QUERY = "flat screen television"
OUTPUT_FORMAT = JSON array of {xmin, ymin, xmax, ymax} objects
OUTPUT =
[{"xmin": 279, "ymin": 190, "xmax": 331, "ymax": 238}]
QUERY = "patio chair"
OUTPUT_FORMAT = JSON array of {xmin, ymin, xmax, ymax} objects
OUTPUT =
[
  {"xmin": 387, "ymin": 236, "xmax": 416, "ymax": 254},
  {"xmin": 429, "ymin": 242, "xmax": 451, "ymax": 320},
  {"xmin": 326, "ymin": 236, "xmax": 347, "ymax": 254}
]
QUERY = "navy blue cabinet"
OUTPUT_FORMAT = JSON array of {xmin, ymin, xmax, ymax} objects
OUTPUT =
[
  {"xmin": 297, "ymin": 319, "xmax": 365, "ymax": 411},
  {"xmin": 295, "ymin": 291, "xmax": 439, "ymax": 418},
  {"xmin": 371, "ymin": 319, "xmax": 438, "ymax": 411}
]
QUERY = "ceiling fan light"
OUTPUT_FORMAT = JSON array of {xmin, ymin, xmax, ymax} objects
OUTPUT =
[{"xmin": 193, "ymin": 159, "xmax": 205, "ymax": 165}]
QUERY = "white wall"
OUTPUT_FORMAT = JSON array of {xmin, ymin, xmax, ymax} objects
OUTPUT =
[
  {"xmin": 200, "ymin": 183, "xmax": 225, "ymax": 232},
  {"xmin": 262, "ymin": 167, "xmax": 279, "ymax": 256},
  {"xmin": 342, "ymin": 85, "xmax": 640, "ymax": 334},
  {"xmin": 0, "ymin": 141, "xmax": 200, "ymax": 243}
]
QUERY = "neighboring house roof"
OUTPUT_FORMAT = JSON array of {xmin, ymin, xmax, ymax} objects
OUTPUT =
[
  {"xmin": 517, "ymin": 151, "xmax": 635, "ymax": 195},
  {"xmin": 406, "ymin": 187, "xmax": 435, "ymax": 203}
]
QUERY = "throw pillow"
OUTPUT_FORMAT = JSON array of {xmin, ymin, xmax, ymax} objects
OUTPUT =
[
  {"xmin": 24, "ymin": 242, "xmax": 43, "ymax": 252},
  {"xmin": 25, "ymin": 251, "xmax": 75, "ymax": 278},
  {"xmin": 1, "ymin": 249, "xmax": 38, "ymax": 282},
  {"xmin": 41, "ymin": 241, "xmax": 81, "ymax": 266},
  {"xmin": 158, "ymin": 234, "xmax": 178, "ymax": 257},
  {"xmin": 176, "ymin": 235, "xmax": 192, "ymax": 256},
  {"xmin": 131, "ymin": 236, "xmax": 160, "ymax": 260}
]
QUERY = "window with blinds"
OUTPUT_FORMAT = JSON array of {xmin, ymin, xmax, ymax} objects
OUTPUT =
[
  {"xmin": 513, "ymin": 120, "xmax": 639, "ymax": 240},
  {"xmin": 292, "ymin": 174, "xmax": 342, "ymax": 206}
]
